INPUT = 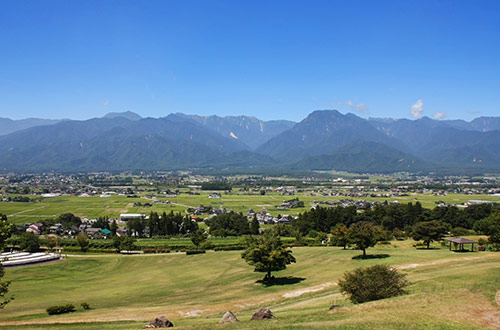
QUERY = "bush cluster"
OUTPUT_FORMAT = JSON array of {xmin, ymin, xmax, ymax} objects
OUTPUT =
[
  {"xmin": 339, "ymin": 264, "xmax": 409, "ymax": 304},
  {"xmin": 185, "ymin": 250, "xmax": 206, "ymax": 255},
  {"xmin": 143, "ymin": 248, "xmax": 171, "ymax": 254},
  {"xmin": 214, "ymin": 245, "xmax": 245, "ymax": 251},
  {"xmin": 46, "ymin": 304, "xmax": 76, "ymax": 315}
]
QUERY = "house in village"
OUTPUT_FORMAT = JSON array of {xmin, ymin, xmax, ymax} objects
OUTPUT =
[
  {"xmin": 208, "ymin": 192, "xmax": 221, "ymax": 199},
  {"xmin": 26, "ymin": 222, "xmax": 45, "ymax": 235},
  {"xmin": 116, "ymin": 227, "xmax": 128, "ymax": 237},
  {"xmin": 49, "ymin": 223, "xmax": 63, "ymax": 235}
]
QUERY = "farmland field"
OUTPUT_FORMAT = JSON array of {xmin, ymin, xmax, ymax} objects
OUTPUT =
[
  {"xmin": 1, "ymin": 190, "xmax": 499, "ymax": 225},
  {"xmin": 1, "ymin": 241, "xmax": 500, "ymax": 329}
]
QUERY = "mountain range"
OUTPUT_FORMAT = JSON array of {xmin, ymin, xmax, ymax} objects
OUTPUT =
[{"xmin": 0, "ymin": 110, "xmax": 499, "ymax": 174}]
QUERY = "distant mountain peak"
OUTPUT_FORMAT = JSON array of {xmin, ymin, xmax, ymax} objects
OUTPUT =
[{"xmin": 103, "ymin": 111, "xmax": 142, "ymax": 121}]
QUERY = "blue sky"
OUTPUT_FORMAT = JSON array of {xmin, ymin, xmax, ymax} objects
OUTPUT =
[{"xmin": 0, "ymin": 0, "xmax": 499, "ymax": 122}]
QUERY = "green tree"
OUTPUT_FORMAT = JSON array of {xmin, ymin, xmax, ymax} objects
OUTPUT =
[
  {"xmin": 0, "ymin": 214, "xmax": 12, "ymax": 247},
  {"xmin": 241, "ymin": 232, "xmax": 296, "ymax": 282},
  {"xmin": 331, "ymin": 223, "xmax": 349, "ymax": 249},
  {"xmin": 473, "ymin": 210, "xmax": 500, "ymax": 236},
  {"xmin": 92, "ymin": 217, "xmax": 110, "ymax": 229},
  {"xmin": 112, "ymin": 235, "xmax": 123, "ymax": 252},
  {"xmin": 207, "ymin": 212, "xmax": 251, "ymax": 237},
  {"xmin": 0, "ymin": 214, "xmax": 14, "ymax": 308},
  {"xmin": 148, "ymin": 212, "xmax": 161, "ymax": 237},
  {"xmin": 339, "ymin": 264, "xmax": 409, "ymax": 304},
  {"xmin": 411, "ymin": 220, "xmax": 450, "ymax": 249},
  {"xmin": 190, "ymin": 228, "xmax": 208, "ymax": 249},
  {"xmin": 489, "ymin": 231, "xmax": 500, "ymax": 250},
  {"xmin": 110, "ymin": 220, "xmax": 118, "ymax": 236},
  {"xmin": 127, "ymin": 217, "xmax": 146, "ymax": 237},
  {"xmin": 346, "ymin": 222, "xmax": 383, "ymax": 258},
  {"xmin": 250, "ymin": 215, "xmax": 260, "ymax": 235},
  {"xmin": 56, "ymin": 213, "xmax": 82, "ymax": 230},
  {"xmin": 477, "ymin": 210, "xmax": 500, "ymax": 248},
  {"xmin": 20, "ymin": 232, "xmax": 40, "ymax": 253},
  {"xmin": 46, "ymin": 236, "xmax": 60, "ymax": 251},
  {"xmin": 120, "ymin": 236, "xmax": 137, "ymax": 251},
  {"xmin": 76, "ymin": 232, "xmax": 89, "ymax": 252}
]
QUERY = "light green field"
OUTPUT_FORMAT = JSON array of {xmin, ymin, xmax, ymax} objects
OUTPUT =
[
  {"xmin": 1, "ymin": 191, "xmax": 499, "ymax": 224},
  {"xmin": 2, "ymin": 241, "xmax": 500, "ymax": 329}
]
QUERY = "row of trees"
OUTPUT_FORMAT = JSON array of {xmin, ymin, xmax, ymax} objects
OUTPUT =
[
  {"xmin": 205, "ymin": 212, "xmax": 259, "ymax": 237},
  {"xmin": 129, "ymin": 211, "xmax": 199, "ymax": 238},
  {"xmin": 294, "ymin": 202, "xmax": 496, "ymax": 236},
  {"xmin": 331, "ymin": 219, "xmax": 453, "ymax": 253}
]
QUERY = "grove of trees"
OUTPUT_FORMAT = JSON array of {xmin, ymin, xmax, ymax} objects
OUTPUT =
[
  {"xmin": 294, "ymin": 202, "xmax": 498, "ymax": 248},
  {"xmin": 411, "ymin": 220, "xmax": 450, "ymax": 249},
  {"xmin": 205, "ymin": 212, "xmax": 251, "ymax": 237},
  {"xmin": 131, "ymin": 211, "xmax": 199, "ymax": 238}
]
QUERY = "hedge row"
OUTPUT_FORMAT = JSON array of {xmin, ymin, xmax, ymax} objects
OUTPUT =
[
  {"xmin": 62, "ymin": 247, "xmax": 116, "ymax": 253},
  {"xmin": 186, "ymin": 250, "xmax": 206, "ymax": 255},
  {"xmin": 143, "ymin": 248, "xmax": 171, "ymax": 254},
  {"xmin": 213, "ymin": 245, "xmax": 245, "ymax": 251},
  {"xmin": 46, "ymin": 304, "xmax": 76, "ymax": 315}
]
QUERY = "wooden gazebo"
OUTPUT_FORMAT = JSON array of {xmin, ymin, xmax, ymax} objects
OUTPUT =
[{"xmin": 446, "ymin": 237, "xmax": 478, "ymax": 252}]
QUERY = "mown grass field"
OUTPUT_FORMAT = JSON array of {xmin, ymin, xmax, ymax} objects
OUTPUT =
[
  {"xmin": 2, "ymin": 240, "xmax": 500, "ymax": 329},
  {"xmin": 2, "ymin": 190, "xmax": 499, "ymax": 225}
]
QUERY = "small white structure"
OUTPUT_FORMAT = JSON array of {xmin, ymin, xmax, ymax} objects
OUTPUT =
[{"xmin": 1, "ymin": 252, "xmax": 61, "ymax": 267}]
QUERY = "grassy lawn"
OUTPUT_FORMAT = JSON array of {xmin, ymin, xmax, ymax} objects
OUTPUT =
[{"xmin": 2, "ymin": 241, "xmax": 500, "ymax": 329}]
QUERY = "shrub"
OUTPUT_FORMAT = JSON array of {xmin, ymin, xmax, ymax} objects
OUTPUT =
[
  {"xmin": 214, "ymin": 245, "xmax": 245, "ymax": 251},
  {"xmin": 81, "ymin": 302, "xmax": 90, "ymax": 310},
  {"xmin": 338, "ymin": 264, "xmax": 410, "ymax": 304},
  {"xmin": 200, "ymin": 240, "xmax": 215, "ymax": 250},
  {"xmin": 46, "ymin": 304, "xmax": 76, "ymax": 315},
  {"xmin": 20, "ymin": 232, "xmax": 40, "ymax": 253},
  {"xmin": 76, "ymin": 233, "xmax": 89, "ymax": 252},
  {"xmin": 451, "ymin": 227, "xmax": 474, "ymax": 237},
  {"xmin": 120, "ymin": 236, "xmax": 137, "ymax": 251},
  {"xmin": 143, "ymin": 248, "xmax": 171, "ymax": 254},
  {"xmin": 185, "ymin": 249, "xmax": 206, "ymax": 255}
]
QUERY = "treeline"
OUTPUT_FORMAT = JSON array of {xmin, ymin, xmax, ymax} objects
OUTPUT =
[
  {"xmin": 129, "ymin": 211, "xmax": 199, "ymax": 238},
  {"xmin": 205, "ymin": 212, "xmax": 259, "ymax": 237},
  {"xmin": 3, "ymin": 196, "xmax": 33, "ymax": 202},
  {"xmin": 293, "ymin": 202, "xmax": 495, "ymax": 235},
  {"xmin": 200, "ymin": 182, "xmax": 232, "ymax": 191}
]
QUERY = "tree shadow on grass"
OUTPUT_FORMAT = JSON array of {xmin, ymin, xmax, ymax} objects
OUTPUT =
[
  {"xmin": 416, "ymin": 247, "xmax": 441, "ymax": 250},
  {"xmin": 256, "ymin": 276, "xmax": 306, "ymax": 287},
  {"xmin": 352, "ymin": 254, "xmax": 390, "ymax": 260}
]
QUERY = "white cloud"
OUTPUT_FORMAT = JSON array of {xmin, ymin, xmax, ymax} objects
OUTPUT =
[
  {"xmin": 338, "ymin": 100, "xmax": 369, "ymax": 114},
  {"xmin": 103, "ymin": 99, "xmax": 110, "ymax": 106},
  {"xmin": 356, "ymin": 103, "xmax": 368, "ymax": 113},
  {"xmin": 410, "ymin": 99, "xmax": 424, "ymax": 118},
  {"xmin": 432, "ymin": 112, "xmax": 446, "ymax": 120}
]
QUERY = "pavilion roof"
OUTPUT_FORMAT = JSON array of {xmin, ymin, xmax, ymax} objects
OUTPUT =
[{"xmin": 446, "ymin": 237, "xmax": 478, "ymax": 244}]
